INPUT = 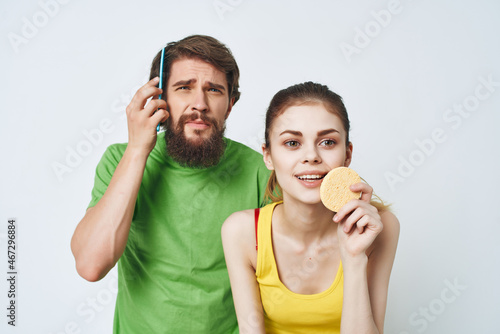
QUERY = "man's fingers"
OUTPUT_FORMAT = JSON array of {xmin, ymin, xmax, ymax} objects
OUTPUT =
[
  {"xmin": 151, "ymin": 108, "xmax": 169, "ymax": 125},
  {"xmin": 143, "ymin": 98, "xmax": 167, "ymax": 116},
  {"xmin": 127, "ymin": 77, "xmax": 162, "ymax": 114}
]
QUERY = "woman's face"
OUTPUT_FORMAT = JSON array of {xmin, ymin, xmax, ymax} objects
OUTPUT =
[{"xmin": 263, "ymin": 103, "xmax": 352, "ymax": 205}]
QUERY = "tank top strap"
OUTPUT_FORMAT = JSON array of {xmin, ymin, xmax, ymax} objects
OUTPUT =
[
  {"xmin": 255, "ymin": 202, "xmax": 281, "ymax": 279},
  {"xmin": 254, "ymin": 208, "xmax": 260, "ymax": 250}
]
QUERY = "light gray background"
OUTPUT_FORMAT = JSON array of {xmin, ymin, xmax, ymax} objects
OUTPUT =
[{"xmin": 1, "ymin": 0, "xmax": 499, "ymax": 333}]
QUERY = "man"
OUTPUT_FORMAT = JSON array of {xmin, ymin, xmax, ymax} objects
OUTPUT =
[{"xmin": 71, "ymin": 35, "xmax": 270, "ymax": 333}]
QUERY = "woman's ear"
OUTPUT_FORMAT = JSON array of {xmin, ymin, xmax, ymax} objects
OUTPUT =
[
  {"xmin": 262, "ymin": 144, "xmax": 274, "ymax": 170},
  {"xmin": 344, "ymin": 142, "xmax": 353, "ymax": 167}
]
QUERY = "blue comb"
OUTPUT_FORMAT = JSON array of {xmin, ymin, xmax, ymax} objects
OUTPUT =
[{"xmin": 156, "ymin": 47, "xmax": 165, "ymax": 132}]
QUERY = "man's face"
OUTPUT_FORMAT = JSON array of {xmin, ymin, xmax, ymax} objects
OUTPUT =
[
  {"xmin": 163, "ymin": 57, "xmax": 234, "ymax": 167},
  {"xmin": 165, "ymin": 57, "xmax": 233, "ymax": 143}
]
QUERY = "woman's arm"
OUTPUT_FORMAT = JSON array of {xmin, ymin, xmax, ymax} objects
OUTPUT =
[
  {"xmin": 222, "ymin": 210, "xmax": 266, "ymax": 334},
  {"xmin": 367, "ymin": 210, "xmax": 400, "ymax": 331},
  {"xmin": 334, "ymin": 183, "xmax": 400, "ymax": 333}
]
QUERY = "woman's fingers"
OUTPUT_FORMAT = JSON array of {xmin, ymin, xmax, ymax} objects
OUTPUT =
[
  {"xmin": 334, "ymin": 199, "xmax": 375, "ymax": 222},
  {"xmin": 344, "ymin": 206, "xmax": 367, "ymax": 233},
  {"xmin": 334, "ymin": 199, "xmax": 381, "ymax": 235},
  {"xmin": 350, "ymin": 182, "xmax": 373, "ymax": 203}
]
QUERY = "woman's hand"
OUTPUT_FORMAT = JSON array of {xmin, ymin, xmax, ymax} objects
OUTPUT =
[{"xmin": 333, "ymin": 182, "xmax": 383, "ymax": 261}]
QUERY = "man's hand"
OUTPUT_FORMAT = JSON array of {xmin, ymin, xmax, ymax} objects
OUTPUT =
[
  {"xmin": 71, "ymin": 78, "xmax": 170, "ymax": 282},
  {"xmin": 125, "ymin": 77, "xmax": 169, "ymax": 155}
]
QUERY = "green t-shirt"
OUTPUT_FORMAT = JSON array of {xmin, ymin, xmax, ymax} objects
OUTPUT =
[{"xmin": 88, "ymin": 132, "xmax": 270, "ymax": 333}]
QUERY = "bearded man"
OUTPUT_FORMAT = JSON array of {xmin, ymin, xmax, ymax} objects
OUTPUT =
[{"xmin": 71, "ymin": 35, "xmax": 269, "ymax": 333}]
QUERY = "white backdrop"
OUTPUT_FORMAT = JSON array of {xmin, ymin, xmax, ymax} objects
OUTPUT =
[{"xmin": 1, "ymin": 0, "xmax": 499, "ymax": 333}]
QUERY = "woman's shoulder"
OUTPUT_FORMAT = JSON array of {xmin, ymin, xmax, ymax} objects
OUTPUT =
[
  {"xmin": 379, "ymin": 210, "xmax": 400, "ymax": 236},
  {"xmin": 222, "ymin": 209, "xmax": 260, "ymax": 266},
  {"xmin": 222, "ymin": 209, "xmax": 256, "ymax": 241},
  {"xmin": 368, "ymin": 209, "xmax": 400, "ymax": 258}
]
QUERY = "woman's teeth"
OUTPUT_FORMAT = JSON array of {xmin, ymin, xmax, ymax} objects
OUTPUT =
[{"xmin": 296, "ymin": 175, "xmax": 325, "ymax": 181}]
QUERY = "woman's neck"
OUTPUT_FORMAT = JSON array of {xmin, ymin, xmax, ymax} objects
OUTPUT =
[{"xmin": 275, "ymin": 196, "xmax": 336, "ymax": 247}]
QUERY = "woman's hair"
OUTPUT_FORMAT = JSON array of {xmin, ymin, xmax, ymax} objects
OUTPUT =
[
  {"xmin": 149, "ymin": 35, "xmax": 241, "ymax": 105},
  {"xmin": 263, "ymin": 81, "xmax": 390, "ymax": 211},
  {"xmin": 264, "ymin": 81, "xmax": 350, "ymax": 148}
]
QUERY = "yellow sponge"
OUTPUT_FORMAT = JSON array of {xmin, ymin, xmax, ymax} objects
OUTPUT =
[{"xmin": 320, "ymin": 167, "xmax": 361, "ymax": 212}]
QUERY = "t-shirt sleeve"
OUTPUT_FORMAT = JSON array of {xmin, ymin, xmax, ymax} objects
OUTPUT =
[{"xmin": 87, "ymin": 144, "xmax": 126, "ymax": 209}]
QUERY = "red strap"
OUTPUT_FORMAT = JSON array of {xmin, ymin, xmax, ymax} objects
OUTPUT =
[{"xmin": 254, "ymin": 208, "xmax": 260, "ymax": 250}]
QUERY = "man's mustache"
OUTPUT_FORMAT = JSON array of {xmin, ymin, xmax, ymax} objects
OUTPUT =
[{"xmin": 178, "ymin": 112, "xmax": 217, "ymax": 127}]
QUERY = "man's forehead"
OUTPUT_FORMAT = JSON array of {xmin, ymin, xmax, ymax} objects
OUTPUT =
[{"xmin": 168, "ymin": 57, "xmax": 227, "ymax": 87}]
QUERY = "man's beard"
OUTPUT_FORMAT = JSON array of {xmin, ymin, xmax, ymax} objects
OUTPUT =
[{"xmin": 164, "ymin": 113, "xmax": 226, "ymax": 168}]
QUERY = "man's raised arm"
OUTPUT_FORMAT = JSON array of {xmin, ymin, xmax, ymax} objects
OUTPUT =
[{"xmin": 70, "ymin": 77, "xmax": 168, "ymax": 282}]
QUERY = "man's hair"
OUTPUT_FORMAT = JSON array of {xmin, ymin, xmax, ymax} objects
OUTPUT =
[{"xmin": 149, "ymin": 35, "xmax": 241, "ymax": 104}]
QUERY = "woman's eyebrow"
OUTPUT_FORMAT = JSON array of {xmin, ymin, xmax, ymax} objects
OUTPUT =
[
  {"xmin": 317, "ymin": 129, "xmax": 340, "ymax": 136},
  {"xmin": 279, "ymin": 130, "xmax": 302, "ymax": 136}
]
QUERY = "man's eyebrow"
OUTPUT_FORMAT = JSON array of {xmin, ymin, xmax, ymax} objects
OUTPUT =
[
  {"xmin": 171, "ymin": 79, "xmax": 226, "ymax": 91},
  {"xmin": 279, "ymin": 130, "xmax": 302, "ymax": 136},
  {"xmin": 208, "ymin": 82, "xmax": 226, "ymax": 91},
  {"xmin": 317, "ymin": 129, "xmax": 340, "ymax": 136},
  {"xmin": 172, "ymin": 79, "xmax": 195, "ymax": 87}
]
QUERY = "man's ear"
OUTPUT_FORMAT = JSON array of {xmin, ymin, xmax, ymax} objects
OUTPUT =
[
  {"xmin": 262, "ymin": 144, "xmax": 274, "ymax": 170},
  {"xmin": 344, "ymin": 142, "xmax": 353, "ymax": 167},
  {"xmin": 225, "ymin": 97, "xmax": 235, "ymax": 119}
]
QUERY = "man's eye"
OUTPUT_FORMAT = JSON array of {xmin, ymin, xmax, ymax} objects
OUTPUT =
[
  {"xmin": 285, "ymin": 140, "xmax": 300, "ymax": 147},
  {"xmin": 209, "ymin": 88, "xmax": 222, "ymax": 93},
  {"xmin": 177, "ymin": 86, "xmax": 189, "ymax": 90}
]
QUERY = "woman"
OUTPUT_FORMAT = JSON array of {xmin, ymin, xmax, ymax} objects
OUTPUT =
[{"xmin": 222, "ymin": 82, "xmax": 400, "ymax": 333}]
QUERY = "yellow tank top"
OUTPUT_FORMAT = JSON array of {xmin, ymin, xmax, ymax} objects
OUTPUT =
[{"xmin": 256, "ymin": 202, "xmax": 343, "ymax": 333}]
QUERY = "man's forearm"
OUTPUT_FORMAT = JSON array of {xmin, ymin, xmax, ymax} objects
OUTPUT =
[{"xmin": 71, "ymin": 148, "xmax": 149, "ymax": 282}]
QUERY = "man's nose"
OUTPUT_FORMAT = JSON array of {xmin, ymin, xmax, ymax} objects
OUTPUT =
[{"xmin": 191, "ymin": 88, "xmax": 209, "ymax": 113}]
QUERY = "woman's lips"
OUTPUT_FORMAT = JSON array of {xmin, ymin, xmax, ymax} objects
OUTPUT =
[{"xmin": 295, "ymin": 173, "xmax": 326, "ymax": 188}]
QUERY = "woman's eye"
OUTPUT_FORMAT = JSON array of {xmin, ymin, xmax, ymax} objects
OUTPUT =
[
  {"xmin": 321, "ymin": 139, "xmax": 336, "ymax": 147},
  {"xmin": 285, "ymin": 140, "xmax": 300, "ymax": 147}
]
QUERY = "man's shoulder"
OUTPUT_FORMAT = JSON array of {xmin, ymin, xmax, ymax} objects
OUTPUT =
[
  {"xmin": 224, "ymin": 138, "xmax": 262, "ymax": 160},
  {"xmin": 106, "ymin": 142, "xmax": 128, "ymax": 152},
  {"xmin": 97, "ymin": 142, "xmax": 128, "ymax": 165}
]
